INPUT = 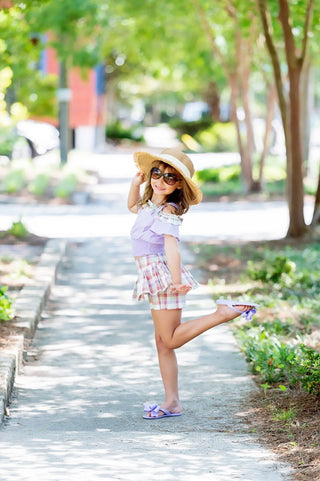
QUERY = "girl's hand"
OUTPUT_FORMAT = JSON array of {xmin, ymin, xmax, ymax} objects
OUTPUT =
[
  {"xmin": 132, "ymin": 171, "xmax": 146, "ymax": 186},
  {"xmin": 170, "ymin": 283, "xmax": 191, "ymax": 294}
]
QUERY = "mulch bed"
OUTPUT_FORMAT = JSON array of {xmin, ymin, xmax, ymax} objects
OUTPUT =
[
  {"xmin": 242, "ymin": 387, "xmax": 320, "ymax": 481},
  {"xmin": 0, "ymin": 232, "xmax": 47, "ymax": 347}
]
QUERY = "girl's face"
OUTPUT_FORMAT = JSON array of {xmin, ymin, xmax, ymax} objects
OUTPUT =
[{"xmin": 150, "ymin": 163, "xmax": 181, "ymax": 198}]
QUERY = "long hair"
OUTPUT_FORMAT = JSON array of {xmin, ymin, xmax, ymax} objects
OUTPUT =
[{"xmin": 139, "ymin": 161, "xmax": 193, "ymax": 215}]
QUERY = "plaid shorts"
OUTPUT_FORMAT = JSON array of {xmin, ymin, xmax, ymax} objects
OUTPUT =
[{"xmin": 133, "ymin": 253, "xmax": 198, "ymax": 311}]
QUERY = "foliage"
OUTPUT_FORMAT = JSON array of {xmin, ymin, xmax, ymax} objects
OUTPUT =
[
  {"xmin": 0, "ymin": 7, "xmax": 52, "ymax": 116},
  {"xmin": 0, "ymin": 286, "xmax": 15, "ymax": 322},
  {"xmin": 28, "ymin": 173, "xmax": 50, "ymax": 196},
  {"xmin": 237, "ymin": 323, "xmax": 320, "ymax": 396},
  {"xmin": 1, "ymin": 169, "xmax": 26, "ymax": 193},
  {"xmin": 192, "ymin": 239, "xmax": 320, "ymax": 396},
  {"xmin": 53, "ymin": 172, "xmax": 78, "ymax": 198},
  {"xmin": 247, "ymin": 254, "xmax": 296, "ymax": 285},
  {"xmin": 7, "ymin": 219, "xmax": 28, "ymax": 238},
  {"xmin": 296, "ymin": 344, "xmax": 320, "ymax": 396},
  {"xmin": 22, "ymin": 0, "xmax": 105, "ymax": 67},
  {"xmin": 169, "ymin": 118, "xmax": 213, "ymax": 137},
  {"xmin": 106, "ymin": 122, "xmax": 144, "ymax": 142},
  {"xmin": 0, "ymin": 126, "xmax": 17, "ymax": 157},
  {"xmin": 196, "ymin": 164, "xmax": 240, "ymax": 184},
  {"xmin": 195, "ymin": 122, "xmax": 238, "ymax": 152},
  {"xmin": 246, "ymin": 245, "xmax": 320, "ymax": 300}
]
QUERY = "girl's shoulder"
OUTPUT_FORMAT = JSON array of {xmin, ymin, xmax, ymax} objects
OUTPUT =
[
  {"xmin": 141, "ymin": 200, "xmax": 182, "ymax": 225},
  {"xmin": 159, "ymin": 202, "xmax": 182, "ymax": 225},
  {"xmin": 162, "ymin": 202, "xmax": 179, "ymax": 215}
]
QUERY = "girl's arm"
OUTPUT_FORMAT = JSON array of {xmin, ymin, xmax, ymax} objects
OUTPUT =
[
  {"xmin": 127, "ymin": 172, "xmax": 145, "ymax": 213},
  {"xmin": 164, "ymin": 235, "xmax": 191, "ymax": 294}
]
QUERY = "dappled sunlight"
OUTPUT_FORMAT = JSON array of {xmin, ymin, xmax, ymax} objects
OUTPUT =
[
  {"xmin": 0, "ymin": 431, "xmax": 288, "ymax": 481},
  {"xmin": 0, "ymin": 237, "xmax": 290, "ymax": 480}
]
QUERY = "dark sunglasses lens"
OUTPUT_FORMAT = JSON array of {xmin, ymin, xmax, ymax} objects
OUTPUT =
[
  {"xmin": 151, "ymin": 167, "xmax": 161, "ymax": 179},
  {"xmin": 150, "ymin": 167, "xmax": 178, "ymax": 185},
  {"xmin": 164, "ymin": 174, "xmax": 178, "ymax": 185}
]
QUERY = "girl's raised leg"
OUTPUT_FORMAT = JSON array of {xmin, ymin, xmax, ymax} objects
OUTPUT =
[{"xmin": 152, "ymin": 304, "xmax": 251, "ymax": 350}]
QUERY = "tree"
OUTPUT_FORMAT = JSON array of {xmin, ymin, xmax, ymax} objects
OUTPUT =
[
  {"xmin": 0, "ymin": 5, "xmax": 57, "ymax": 118},
  {"xmin": 256, "ymin": 0, "xmax": 317, "ymax": 237},
  {"xmin": 100, "ymin": 0, "xmax": 277, "ymax": 192},
  {"xmin": 18, "ymin": 0, "xmax": 107, "ymax": 163}
]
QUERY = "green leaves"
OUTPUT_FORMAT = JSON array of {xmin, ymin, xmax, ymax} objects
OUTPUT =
[
  {"xmin": 237, "ymin": 323, "xmax": 320, "ymax": 395},
  {"xmin": 0, "ymin": 286, "xmax": 15, "ymax": 322}
]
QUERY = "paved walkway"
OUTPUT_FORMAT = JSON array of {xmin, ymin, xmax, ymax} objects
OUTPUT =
[
  {"xmin": 0, "ymin": 235, "xmax": 291, "ymax": 480},
  {"xmin": 0, "ymin": 150, "xmax": 294, "ymax": 480}
]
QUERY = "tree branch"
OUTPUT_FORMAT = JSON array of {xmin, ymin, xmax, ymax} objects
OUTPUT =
[
  {"xmin": 256, "ymin": 0, "xmax": 287, "ymax": 129},
  {"xmin": 190, "ymin": 0, "xmax": 231, "ymax": 77},
  {"xmin": 301, "ymin": 0, "xmax": 314, "ymax": 66},
  {"xmin": 278, "ymin": 0, "xmax": 298, "ymax": 70}
]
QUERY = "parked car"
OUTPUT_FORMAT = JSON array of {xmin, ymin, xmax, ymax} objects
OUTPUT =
[
  {"xmin": 15, "ymin": 120, "xmax": 59, "ymax": 157},
  {"xmin": 0, "ymin": 120, "xmax": 60, "ymax": 160}
]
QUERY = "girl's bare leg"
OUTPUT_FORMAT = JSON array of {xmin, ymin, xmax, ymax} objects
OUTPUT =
[
  {"xmin": 148, "ymin": 304, "xmax": 251, "ymax": 416},
  {"xmin": 151, "ymin": 308, "xmax": 182, "ymax": 415},
  {"xmin": 152, "ymin": 304, "xmax": 250, "ymax": 350}
]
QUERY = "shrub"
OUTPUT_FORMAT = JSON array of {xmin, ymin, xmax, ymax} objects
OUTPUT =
[
  {"xmin": 169, "ymin": 118, "xmax": 212, "ymax": 137},
  {"xmin": 296, "ymin": 345, "xmax": 320, "ymax": 396},
  {"xmin": 28, "ymin": 173, "xmax": 50, "ymax": 196},
  {"xmin": 237, "ymin": 323, "xmax": 320, "ymax": 396},
  {"xmin": 7, "ymin": 219, "xmax": 28, "ymax": 238},
  {"xmin": 0, "ymin": 127, "xmax": 17, "ymax": 158},
  {"xmin": 196, "ymin": 164, "xmax": 241, "ymax": 184},
  {"xmin": 247, "ymin": 254, "xmax": 296, "ymax": 285},
  {"xmin": 54, "ymin": 173, "xmax": 78, "ymax": 198},
  {"xmin": 0, "ymin": 286, "xmax": 15, "ymax": 322},
  {"xmin": 106, "ymin": 122, "xmax": 144, "ymax": 142},
  {"xmin": 237, "ymin": 326, "xmax": 298, "ymax": 384},
  {"xmin": 2, "ymin": 169, "xmax": 26, "ymax": 193},
  {"xmin": 195, "ymin": 122, "xmax": 238, "ymax": 152}
]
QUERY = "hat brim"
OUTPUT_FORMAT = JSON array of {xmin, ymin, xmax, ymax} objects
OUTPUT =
[{"xmin": 134, "ymin": 151, "xmax": 202, "ymax": 205}]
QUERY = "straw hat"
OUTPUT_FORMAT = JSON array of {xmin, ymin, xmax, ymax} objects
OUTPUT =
[{"xmin": 134, "ymin": 147, "xmax": 203, "ymax": 205}]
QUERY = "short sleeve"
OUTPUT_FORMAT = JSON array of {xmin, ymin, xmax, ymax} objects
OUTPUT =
[{"xmin": 150, "ymin": 211, "xmax": 182, "ymax": 240}]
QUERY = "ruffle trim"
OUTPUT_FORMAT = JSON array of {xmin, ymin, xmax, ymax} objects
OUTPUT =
[
  {"xmin": 133, "ymin": 257, "xmax": 198, "ymax": 301},
  {"xmin": 145, "ymin": 201, "xmax": 182, "ymax": 226}
]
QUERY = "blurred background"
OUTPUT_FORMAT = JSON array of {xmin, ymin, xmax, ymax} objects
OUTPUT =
[{"xmin": 0, "ymin": 0, "xmax": 319, "ymax": 236}]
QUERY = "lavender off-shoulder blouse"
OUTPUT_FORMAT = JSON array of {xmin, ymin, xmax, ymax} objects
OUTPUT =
[{"xmin": 130, "ymin": 200, "xmax": 182, "ymax": 257}]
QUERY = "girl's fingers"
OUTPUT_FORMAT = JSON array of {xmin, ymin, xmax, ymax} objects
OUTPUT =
[{"xmin": 171, "ymin": 284, "xmax": 191, "ymax": 294}]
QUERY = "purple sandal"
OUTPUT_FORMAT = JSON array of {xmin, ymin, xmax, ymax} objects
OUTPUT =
[
  {"xmin": 143, "ymin": 402, "xmax": 182, "ymax": 420},
  {"xmin": 216, "ymin": 299, "xmax": 259, "ymax": 320}
]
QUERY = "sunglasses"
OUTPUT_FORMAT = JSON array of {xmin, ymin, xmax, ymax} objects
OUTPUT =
[{"xmin": 150, "ymin": 167, "xmax": 180, "ymax": 186}]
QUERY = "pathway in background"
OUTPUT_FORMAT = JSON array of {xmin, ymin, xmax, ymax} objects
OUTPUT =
[{"xmin": 0, "ymin": 150, "xmax": 314, "ymax": 241}]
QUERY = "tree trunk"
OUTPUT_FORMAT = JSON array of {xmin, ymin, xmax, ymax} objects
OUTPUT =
[
  {"xmin": 257, "ymin": 83, "xmax": 277, "ymax": 189},
  {"xmin": 311, "ymin": 167, "xmax": 320, "ymax": 225},
  {"xmin": 300, "ymin": 60, "xmax": 313, "ymax": 174},
  {"xmin": 286, "ymin": 67, "xmax": 307, "ymax": 237},
  {"xmin": 191, "ymin": 0, "xmax": 255, "ymax": 193},
  {"xmin": 241, "ymin": 70, "xmax": 254, "ymax": 189},
  {"xmin": 229, "ymin": 73, "xmax": 247, "ymax": 188},
  {"xmin": 204, "ymin": 81, "xmax": 220, "ymax": 121}
]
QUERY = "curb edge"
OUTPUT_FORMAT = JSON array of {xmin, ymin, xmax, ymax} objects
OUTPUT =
[{"xmin": 0, "ymin": 238, "xmax": 67, "ymax": 424}]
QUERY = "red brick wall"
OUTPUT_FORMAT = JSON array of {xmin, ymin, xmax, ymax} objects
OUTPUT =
[{"xmin": 46, "ymin": 47, "xmax": 105, "ymax": 128}]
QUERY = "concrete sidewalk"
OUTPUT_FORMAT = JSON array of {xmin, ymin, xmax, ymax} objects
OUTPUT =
[{"xmin": 0, "ymin": 236, "xmax": 291, "ymax": 481}]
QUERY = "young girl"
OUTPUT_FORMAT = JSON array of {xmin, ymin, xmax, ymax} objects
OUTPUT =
[{"xmin": 127, "ymin": 147, "xmax": 258, "ymax": 420}]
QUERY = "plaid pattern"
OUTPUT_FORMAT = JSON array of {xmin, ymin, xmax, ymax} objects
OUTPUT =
[
  {"xmin": 148, "ymin": 290, "xmax": 185, "ymax": 310},
  {"xmin": 133, "ymin": 253, "xmax": 198, "ymax": 311}
]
